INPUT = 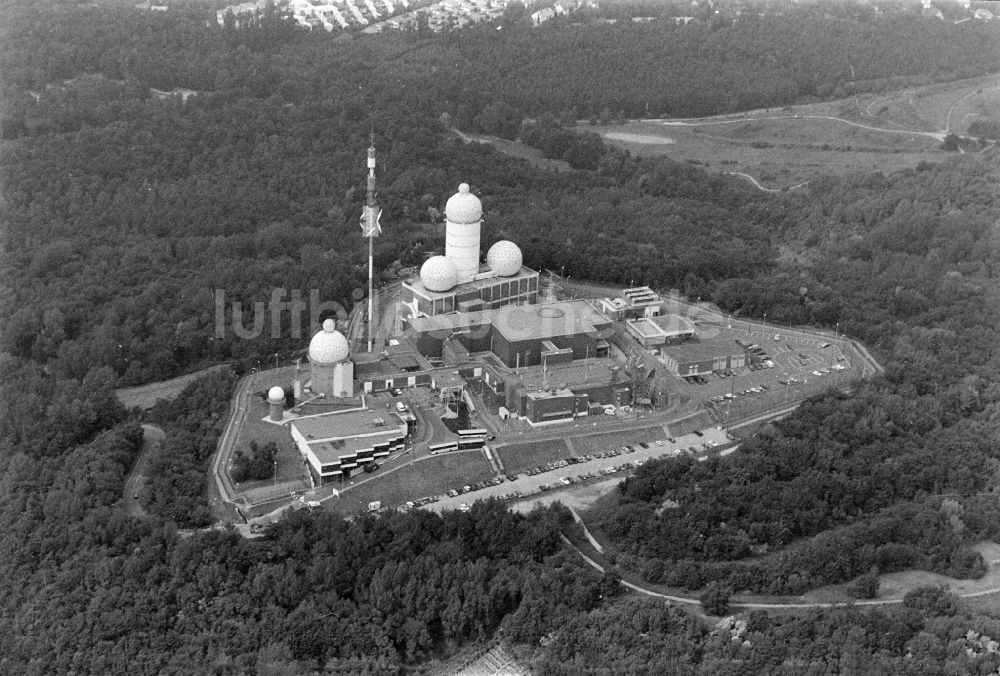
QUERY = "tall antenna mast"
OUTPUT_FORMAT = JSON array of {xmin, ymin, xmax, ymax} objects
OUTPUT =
[{"xmin": 361, "ymin": 133, "xmax": 382, "ymax": 353}]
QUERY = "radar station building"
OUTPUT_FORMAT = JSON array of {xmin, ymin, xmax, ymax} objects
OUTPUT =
[
  {"xmin": 402, "ymin": 184, "xmax": 539, "ymax": 317},
  {"xmin": 308, "ymin": 319, "xmax": 354, "ymax": 398}
]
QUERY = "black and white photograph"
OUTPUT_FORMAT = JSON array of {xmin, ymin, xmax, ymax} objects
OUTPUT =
[{"xmin": 1, "ymin": 0, "xmax": 999, "ymax": 672}]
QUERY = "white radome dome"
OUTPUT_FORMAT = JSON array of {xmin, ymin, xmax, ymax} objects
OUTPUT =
[
  {"xmin": 308, "ymin": 318, "xmax": 350, "ymax": 364},
  {"xmin": 420, "ymin": 255, "xmax": 459, "ymax": 292},
  {"xmin": 267, "ymin": 386, "xmax": 285, "ymax": 403},
  {"xmin": 486, "ymin": 240, "xmax": 522, "ymax": 277},
  {"xmin": 445, "ymin": 183, "xmax": 483, "ymax": 225}
]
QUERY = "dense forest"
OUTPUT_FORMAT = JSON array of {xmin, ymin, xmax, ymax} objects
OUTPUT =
[
  {"xmin": 3, "ymin": 0, "xmax": 1000, "ymax": 672},
  {"xmin": 594, "ymin": 153, "xmax": 1000, "ymax": 594}
]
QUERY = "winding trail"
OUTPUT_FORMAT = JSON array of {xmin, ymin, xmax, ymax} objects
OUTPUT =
[
  {"xmin": 723, "ymin": 171, "xmax": 810, "ymax": 193},
  {"xmin": 653, "ymin": 114, "xmax": 947, "ymax": 141}
]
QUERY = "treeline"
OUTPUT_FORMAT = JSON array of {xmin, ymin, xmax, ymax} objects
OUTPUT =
[{"xmin": 417, "ymin": 9, "xmax": 999, "ymax": 121}]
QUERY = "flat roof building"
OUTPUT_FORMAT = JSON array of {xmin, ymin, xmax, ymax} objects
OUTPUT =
[
  {"xmin": 403, "ymin": 265, "xmax": 540, "ymax": 317},
  {"xmin": 408, "ymin": 299, "xmax": 613, "ymax": 369},
  {"xmin": 290, "ymin": 409, "xmax": 407, "ymax": 485},
  {"xmin": 658, "ymin": 338, "xmax": 746, "ymax": 377},
  {"xmin": 490, "ymin": 358, "xmax": 632, "ymax": 426},
  {"xmin": 627, "ymin": 313, "xmax": 696, "ymax": 346}
]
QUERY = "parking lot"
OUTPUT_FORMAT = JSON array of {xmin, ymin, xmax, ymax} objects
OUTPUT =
[
  {"xmin": 674, "ymin": 322, "xmax": 860, "ymax": 423},
  {"xmin": 420, "ymin": 427, "xmax": 732, "ymax": 514}
]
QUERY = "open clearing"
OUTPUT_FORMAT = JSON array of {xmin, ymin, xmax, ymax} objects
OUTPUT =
[
  {"xmin": 603, "ymin": 132, "xmax": 675, "ymax": 145},
  {"xmin": 328, "ymin": 451, "xmax": 495, "ymax": 515},
  {"xmin": 495, "ymin": 439, "xmax": 571, "ymax": 473},
  {"xmin": 589, "ymin": 73, "xmax": 1000, "ymax": 190},
  {"xmin": 115, "ymin": 364, "xmax": 227, "ymax": 409}
]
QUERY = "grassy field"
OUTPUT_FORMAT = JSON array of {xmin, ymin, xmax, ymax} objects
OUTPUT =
[
  {"xmin": 585, "ymin": 74, "xmax": 1000, "ymax": 189},
  {"xmin": 570, "ymin": 427, "xmax": 666, "ymax": 455},
  {"xmin": 230, "ymin": 401, "xmax": 306, "ymax": 490},
  {"xmin": 865, "ymin": 74, "xmax": 1000, "ymax": 135},
  {"xmin": 589, "ymin": 118, "xmax": 942, "ymax": 190},
  {"xmin": 115, "ymin": 364, "xmax": 228, "ymax": 409},
  {"xmin": 495, "ymin": 439, "xmax": 571, "ymax": 473},
  {"xmin": 326, "ymin": 451, "xmax": 496, "ymax": 515}
]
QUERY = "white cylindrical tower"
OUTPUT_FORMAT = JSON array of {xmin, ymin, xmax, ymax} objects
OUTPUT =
[
  {"xmin": 445, "ymin": 183, "xmax": 483, "ymax": 285},
  {"xmin": 267, "ymin": 386, "xmax": 285, "ymax": 422}
]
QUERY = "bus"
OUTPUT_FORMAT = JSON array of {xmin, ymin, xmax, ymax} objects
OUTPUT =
[
  {"xmin": 458, "ymin": 428, "xmax": 488, "ymax": 439},
  {"xmin": 428, "ymin": 441, "xmax": 459, "ymax": 455},
  {"xmin": 457, "ymin": 437, "xmax": 486, "ymax": 451}
]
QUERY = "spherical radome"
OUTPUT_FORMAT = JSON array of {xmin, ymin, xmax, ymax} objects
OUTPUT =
[
  {"xmin": 420, "ymin": 255, "xmax": 459, "ymax": 292},
  {"xmin": 486, "ymin": 240, "xmax": 522, "ymax": 277},
  {"xmin": 267, "ymin": 386, "xmax": 285, "ymax": 402},
  {"xmin": 445, "ymin": 183, "xmax": 483, "ymax": 225},
  {"xmin": 309, "ymin": 322, "xmax": 350, "ymax": 364}
]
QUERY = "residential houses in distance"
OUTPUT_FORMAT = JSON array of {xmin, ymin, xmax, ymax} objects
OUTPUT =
[{"xmin": 213, "ymin": 0, "xmax": 597, "ymax": 34}]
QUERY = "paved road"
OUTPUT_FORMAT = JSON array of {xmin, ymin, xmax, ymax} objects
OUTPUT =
[
  {"xmin": 122, "ymin": 424, "xmax": 165, "ymax": 518},
  {"xmin": 565, "ymin": 535, "xmax": 1000, "ymax": 611},
  {"xmin": 421, "ymin": 427, "xmax": 731, "ymax": 514}
]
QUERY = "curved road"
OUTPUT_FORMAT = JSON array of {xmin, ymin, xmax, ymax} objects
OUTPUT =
[
  {"xmin": 123, "ymin": 423, "xmax": 165, "ymax": 518},
  {"xmin": 564, "ymin": 528, "xmax": 1000, "ymax": 611}
]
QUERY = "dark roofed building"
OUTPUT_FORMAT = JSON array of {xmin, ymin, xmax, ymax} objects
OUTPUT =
[
  {"xmin": 408, "ymin": 299, "xmax": 613, "ymax": 369},
  {"xmin": 659, "ymin": 339, "xmax": 746, "ymax": 376}
]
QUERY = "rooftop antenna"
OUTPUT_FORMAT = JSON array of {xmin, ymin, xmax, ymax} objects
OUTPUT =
[{"xmin": 361, "ymin": 132, "xmax": 382, "ymax": 353}]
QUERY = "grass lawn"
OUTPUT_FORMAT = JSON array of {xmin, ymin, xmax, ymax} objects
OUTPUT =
[
  {"xmin": 231, "ymin": 400, "xmax": 306, "ymax": 490},
  {"xmin": 495, "ymin": 439, "xmax": 571, "ymax": 473},
  {"xmin": 570, "ymin": 427, "xmax": 666, "ymax": 455},
  {"xmin": 327, "ymin": 451, "xmax": 495, "ymax": 515}
]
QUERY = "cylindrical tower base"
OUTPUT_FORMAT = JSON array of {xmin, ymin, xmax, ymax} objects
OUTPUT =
[{"xmin": 445, "ymin": 219, "xmax": 482, "ymax": 285}]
